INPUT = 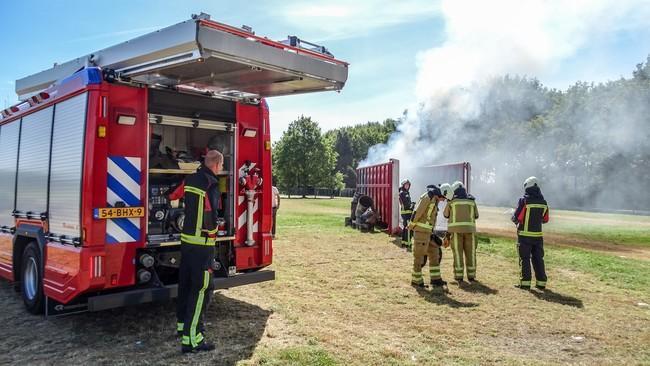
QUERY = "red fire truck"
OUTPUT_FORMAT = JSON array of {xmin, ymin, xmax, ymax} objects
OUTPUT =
[
  {"xmin": 354, "ymin": 160, "xmax": 471, "ymax": 235},
  {"xmin": 0, "ymin": 13, "xmax": 348, "ymax": 316}
]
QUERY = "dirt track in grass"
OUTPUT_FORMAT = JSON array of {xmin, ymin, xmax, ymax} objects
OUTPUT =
[{"xmin": 477, "ymin": 206, "xmax": 650, "ymax": 260}]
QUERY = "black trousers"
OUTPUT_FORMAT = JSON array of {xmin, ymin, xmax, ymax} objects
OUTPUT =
[
  {"xmin": 401, "ymin": 214, "xmax": 411, "ymax": 244},
  {"xmin": 177, "ymin": 243, "xmax": 215, "ymax": 347},
  {"xmin": 518, "ymin": 236, "xmax": 547, "ymax": 286},
  {"xmin": 272, "ymin": 207, "xmax": 278, "ymax": 236}
]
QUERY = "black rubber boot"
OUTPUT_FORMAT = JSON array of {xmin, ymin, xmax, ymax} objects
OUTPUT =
[
  {"xmin": 430, "ymin": 279, "xmax": 447, "ymax": 287},
  {"xmin": 515, "ymin": 284, "xmax": 531, "ymax": 290},
  {"xmin": 182, "ymin": 341, "xmax": 216, "ymax": 354}
]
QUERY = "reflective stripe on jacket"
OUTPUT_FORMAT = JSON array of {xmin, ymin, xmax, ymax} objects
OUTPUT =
[
  {"xmin": 443, "ymin": 198, "xmax": 478, "ymax": 233},
  {"xmin": 516, "ymin": 202, "xmax": 549, "ymax": 237},
  {"xmin": 399, "ymin": 189, "xmax": 413, "ymax": 215},
  {"xmin": 181, "ymin": 166, "xmax": 221, "ymax": 246},
  {"xmin": 410, "ymin": 192, "xmax": 438, "ymax": 233}
]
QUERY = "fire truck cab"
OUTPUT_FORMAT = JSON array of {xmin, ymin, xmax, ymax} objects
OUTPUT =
[{"xmin": 0, "ymin": 13, "xmax": 348, "ymax": 315}]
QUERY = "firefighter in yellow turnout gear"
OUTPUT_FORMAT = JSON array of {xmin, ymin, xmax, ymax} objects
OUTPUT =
[
  {"xmin": 444, "ymin": 181, "xmax": 479, "ymax": 283},
  {"xmin": 408, "ymin": 185, "xmax": 447, "ymax": 288}
]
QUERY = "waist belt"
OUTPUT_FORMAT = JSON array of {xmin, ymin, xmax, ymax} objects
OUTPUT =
[{"xmin": 518, "ymin": 230, "xmax": 543, "ymax": 238}]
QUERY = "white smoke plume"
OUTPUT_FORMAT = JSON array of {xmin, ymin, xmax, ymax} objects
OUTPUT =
[{"xmin": 364, "ymin": 0, "xmax": 650, "ymax": 209}]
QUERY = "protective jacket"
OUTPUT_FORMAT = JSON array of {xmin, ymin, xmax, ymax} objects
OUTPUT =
[
  {"xmin": 180, "ymin": 165, "xmax": 221, "ymax": 245},
  {"xmin": 443, "ymin": 187, "xmax": 478, "ymax": 233},
  {"xmin": 399, "ymin": 188, "xmax": 414, "ymax": 215},
  {"xmin": 512, "ymin": 186, "xmax": 549, "ymax": 237},
  {"xmin": 410, "ymin": 192, "xmax": 439, "ymax": 233}
]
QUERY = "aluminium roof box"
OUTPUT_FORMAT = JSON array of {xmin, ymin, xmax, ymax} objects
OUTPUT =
[{"xmin": 16, "ymin": 13, "xmax": 349, "ymax": 101}]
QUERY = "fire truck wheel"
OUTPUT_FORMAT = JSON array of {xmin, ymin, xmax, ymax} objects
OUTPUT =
[{"xmin": 21, "ymin": 242, "xmax": 45, "ymax": 314}]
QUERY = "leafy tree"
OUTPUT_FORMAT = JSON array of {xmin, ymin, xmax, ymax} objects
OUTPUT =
[
  {"xmin": 273, "ymin": 116, "xmax": 342, "ymax": 196},
  {"xmin": 325, "ymin": 119, "xmax": 397, "ymax": 187}
]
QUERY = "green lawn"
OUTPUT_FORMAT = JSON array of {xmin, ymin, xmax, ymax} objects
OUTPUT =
[
  {"xmin": 244, "ymin": 198, "xmax": 650, "ymax": 365},
  {"xmin": 479, "ymin": 206, "xmax": 650, "ymax": 247},
  {"xmin": 3, "ymin": 197, "xmax": 649, "ymax": 365},
  {"xmin": 279, "ymin": 197, "xmax": 650, "ymax": 292},
  {"xmin": 478, "ymin": 236, "xmax": 650, "ymax": 292}
]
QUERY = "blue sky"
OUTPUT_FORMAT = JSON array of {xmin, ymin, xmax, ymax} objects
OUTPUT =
[{"xmin": 1, "ymin": 0, "xmax": 649, "ymax": 139}]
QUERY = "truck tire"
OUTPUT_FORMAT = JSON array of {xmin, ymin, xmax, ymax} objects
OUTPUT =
[{"xmin": 21, "ymin": 242, "xmax": 45, "ymax": 314}]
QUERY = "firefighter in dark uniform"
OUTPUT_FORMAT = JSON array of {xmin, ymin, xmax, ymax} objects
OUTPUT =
[
  {"xmin": 176, "ymin": 150, "xmax": 223, "ymax": 353},
  {"xmin": 512, "ymin": 176, "xmax": 549, "ymax": 290},
  {"xmin": 399, "ymin": 179, "xmax": 414, "ymax": 250}
]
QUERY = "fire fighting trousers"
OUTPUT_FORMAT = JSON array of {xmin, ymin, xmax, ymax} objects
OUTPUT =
[
  {"xmin": 517, "ymin": 236, "xmax": 547, "ymax": 288},
  {"xmin": 412, "ymin": 231, "xmax": 441, "ymax": 284},
  {"xmin": 401, "ymin": 214, "xmax": 412, "ymax": 247},
  {"xmin": 177, "ymin": 243, "xmax": 215, "ymax": 348},
  {"xmin": 451, "ymin": 232, "xmax": 476, "ymax": 280}
]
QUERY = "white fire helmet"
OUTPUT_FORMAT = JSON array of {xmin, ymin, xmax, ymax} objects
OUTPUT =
[
  {"xmin": 451, "ymin": 181, "xmax": 464, "ymax": 192},
  {"xmin": 400, "ymin": 179, "xmax": 411, "ymax": 188},
  {"xmin": 440, "ymin": 183, "xmax": 453, "ymax": 200},
  {"xmin": 524, "ymin": 176, "xmax": 539, "ymax": 189}
]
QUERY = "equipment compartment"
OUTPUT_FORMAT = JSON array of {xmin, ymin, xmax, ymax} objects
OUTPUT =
[{"xmin": 146, "ymin": 89, "xmax": 236, "ymax": 246}]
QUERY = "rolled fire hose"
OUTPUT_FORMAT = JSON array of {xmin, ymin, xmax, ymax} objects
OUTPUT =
[{"xmin": 245, "ymin": 190, "xmax": 256, "ymax": 246}]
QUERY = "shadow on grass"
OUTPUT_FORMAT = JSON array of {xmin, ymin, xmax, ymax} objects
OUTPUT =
[
  {"xmin": 458, "ymin": 280, "xmax": 499, "ymax": 295},
  {"xmin": 415, "ymin": 286, "xmax": 479, "ymax": 308},
  {"xmin": 531, "ymin": 289, "xmax": 584, "ymax": 308},
  {"xmin": 390, "ymin": 237, "xmax": 410, "ymax": 250},
  {"xmin": 0, "ymin": 286, "xmax": 271, "ymax": 366}
]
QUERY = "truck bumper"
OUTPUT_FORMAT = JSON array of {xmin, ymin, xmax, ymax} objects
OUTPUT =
[{"xmin": 89, "ymin": 270, "xmax": 275, "ymax": 312}]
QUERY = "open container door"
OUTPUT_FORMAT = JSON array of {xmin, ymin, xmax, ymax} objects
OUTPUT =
[
  {"xmin": 355, "ymin": 159, "xmax": 400, "ymax": 235},
  {"xmin": 16, "ymin": 13, "xmax": 348, "ymax": 101}
]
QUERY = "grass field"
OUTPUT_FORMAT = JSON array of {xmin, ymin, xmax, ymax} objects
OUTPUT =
[
  {"xmin": 1, "ymin": 198, "xmax": 649, "ymax": 365},
  {"xmin": 478, "ymin": 207, "xmax": 650, "ymax": 258}
]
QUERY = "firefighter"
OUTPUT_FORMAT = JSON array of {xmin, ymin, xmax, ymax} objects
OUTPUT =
[
  {"xmin": 399, "ymin": 179, "xmax": 414, "ymax": 250},
  {"xmin": 408, "ymin": 185, "xmax": 447, "ymax": 287},
  {"xmin": 443, "ymin": 181, "xmax": 479, "ymax": 283},
  {"xmin": 176, "ymin": 150, "xmax": 223, "ymax": 353},
  {"xmin": 512, "ymin": 176, "xmax": 549, "ymax": 290}
]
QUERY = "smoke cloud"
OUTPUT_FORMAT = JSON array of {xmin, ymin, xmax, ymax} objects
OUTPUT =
[{"xmin": 363, "ymin": 0, "xmax": 650, "ymax": 211}]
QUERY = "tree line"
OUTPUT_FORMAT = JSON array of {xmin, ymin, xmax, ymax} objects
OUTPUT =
[
  {"xmin": 273, "ymin": 56, "xmax": 650, "ymax": 210},
  {"xmin": 272, "ymin": 116, "xmax": 396, "ymax": 193}
]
